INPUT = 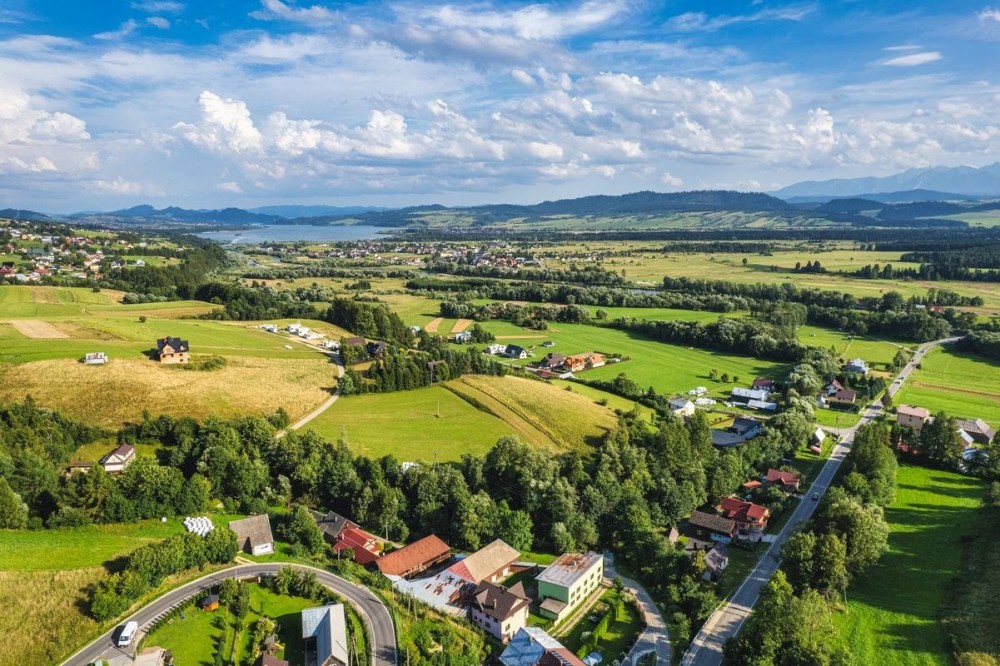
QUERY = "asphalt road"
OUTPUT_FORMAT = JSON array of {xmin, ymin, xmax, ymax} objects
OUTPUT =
[
  {"xmin": 61, "ymin": 562, "xmax": 397, "ymax": 666},
  {"xmin": 681, "ymin": 336, "xmax": 960, "ymax": 666}
]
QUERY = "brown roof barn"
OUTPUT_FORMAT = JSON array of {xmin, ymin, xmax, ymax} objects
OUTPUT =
[{"xmin": 376, "ymin": 534, "xmax": 451, "ymax": 578}]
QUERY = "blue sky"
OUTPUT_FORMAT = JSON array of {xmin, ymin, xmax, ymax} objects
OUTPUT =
[{"xmin": 1, "ymin": 1, "xmax": 999, "ymax": 212}]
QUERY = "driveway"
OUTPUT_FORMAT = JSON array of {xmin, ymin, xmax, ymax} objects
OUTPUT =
[{"xmin": 606, "ymin": 555, "xmax": 672, "ymax": 665}]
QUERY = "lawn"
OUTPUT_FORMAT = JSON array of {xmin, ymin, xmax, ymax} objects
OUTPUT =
[
  {"xmin": 145, "ymin": 584, "xmax": 315, "ymax": 666},
  {"xmin": 479, "ymin": 321, "xmax": 789, "ymax": 403},
  {"xmin": 830, "ymin": 465, "xmax": 986, "ymax": 666},
  {"xmin": 893, "ymin": 347, "xmax": 1000, "ymax": 429},
  {"xmin": 0, "ymin": 285, "xmax": 123, "ymax": 317},
  {"xmin": 559, "ymin": 589, "xmax": 643, "ymax": 663}
]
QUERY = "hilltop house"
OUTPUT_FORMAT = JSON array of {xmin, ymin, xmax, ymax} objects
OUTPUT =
[
  {"xmin": 229, "ymin": 514, "xmax": 275, "ymax": 556},
  {"xmin": 156, "ymin": 336, "xmax": 189, "ymax": 363},
  {"xmin": 100, "ymin": 444, "xmax": 135, "ymax": 474},
  {"xmin": 469, "ymin": 581, "xmax": 530, "ymax": 643},
  {"xmin": 535, "ymin": 552, "xmax": 604, "ymax": 624}
]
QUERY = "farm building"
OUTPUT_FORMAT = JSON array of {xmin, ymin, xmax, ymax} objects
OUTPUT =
[
  {"xmin": 301, "ymin": 604, "xmax": 348, "ymax": 666},
  {"xmin": 83, "ymin": 352, "xmax": 107, "ymax": 365},
  {"xmin": 156, "ymin": 336, "xmax": 190, "ymax": 364},
  {"xmin": 731, "ymin": 387, "xmax": 771, "ymax": 404},
  {"xmin": 376, "ymin": 534, "xmax": 451, "ymax": 579},
  {"xmin": 100, "ymin": 444, "xmax": 135, "ymax": 474},
  {"xmin": 229, "ymin": 514, "xmax": 275, "ymax": 556},
  {"xmin": 687, "ymin": 510, "xmax": 737, "ymax": 543},
  {"xmin": 469, "ymin": 581, "xmax": 531, "ymax": 643},
  {"xmin": 535, "ymin": 551, "xmax": 604, "ymax": 624},
  {"xmin": 446, "ymin": 539, "xmax": 520, "ymax": 586},
  {"xmin": 956, "ymin": 419, "xmax": 996, "ymax": 445},
  {"xmin": 752, "ymin": 377, "xmax": 776, "ymax": 390},
  {"xmin": 669, "ymin": 397, "xmax": 696, "ymax": 418}
]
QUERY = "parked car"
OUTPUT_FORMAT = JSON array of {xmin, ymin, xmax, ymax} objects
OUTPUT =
[{"xmin": 116, "ymin": 621, "xmax": 138, "ymax": 648}]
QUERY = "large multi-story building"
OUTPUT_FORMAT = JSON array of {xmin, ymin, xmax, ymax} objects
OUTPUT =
[{"xmin": 535, "ymin": 552, "xmax": 604, "ymax": 624}]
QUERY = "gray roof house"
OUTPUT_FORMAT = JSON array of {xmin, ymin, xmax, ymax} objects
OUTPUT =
[
  {"xmin": 302, "ymin": 604, "xmax": 348, "ymax": 666},
  {"xmin": 229, "ymin": 514, "xmax": 275, "ymax": 556}
]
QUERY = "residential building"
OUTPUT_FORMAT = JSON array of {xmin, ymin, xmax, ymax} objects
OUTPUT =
[
  {"xmin": 669, "ymin": 397, "xmax": 696, "ymax": 418},
  {"xmin": 445, "ymin": 539, "xmax": 520, "ymax": 586},
  {"xmin": 956, "ymin": 418, "xmax": 995, "ymax": 445},
  {"xmin": 711, "ymin": 430, "xmax": 748, "ymax": 448},
  {"xmin": 301, "ymin": 604, "xmax": 348, "ymax": 666},
  {"xmin": 500, "ymin": 627, "xmax": 586, "ymax": 666},
  {"xmin": 765, "ymin": 468, "xmax": 801, "ymax": 492},
  {"xmin": 703, "ymin": 544, "xmax": 730, "ymax": 581},
  {"xmin": 366, "ymin": 340, "xmax": 387, "ymax": 357},
  {"xmin": 729, "ymin": 417, "xmax": 763, "ymax": 439},
  {"xmin": 100, "ymin": 444, "xmax": 135, "ymax": 474},
  {"xmin": 535, "ymin": 552, "xmax": 604, "ymax": 624},
  {"xmin": 828, "ymin": 388, "xmax": 858, "ymax": 406},
  {"xmin": 156, "ymin": 336, "xmax": 190, "ymax": 363},
  {"xmin": 897, "ymin": 405, "xmax": 931, "ymax": 431},
  {"xmin": 469, "ymin": 581, "xmax": 530, "ymax": 643},
  {"xmin": 485, "ymin": 343, "xmax": 507, "ymax": 355},
  {"xmin": 811, "ymin": 427, "xmax": 827, "ymax": 445},
  {"xmin": 539, "ymin": 353, "xmax": 565, "ymax": 370},
  {"xmin": 229, "ymin": 514, "xmax": 275, "ymax": 556},
  {"xmin": 334, "ymin": 525, "xmax": 382, "ymax": 565},
  {"xmin": 453, "ymin": 330, "xmax": 473, "ymax": 343},
  {"xmin": 376, "ymin": 534, "xmax": 451, "ymax": 578},
  {"xmin": 843, "ymin": 358, "xmax": 870, "ymax": 375},
  {"xmin": 752, "ymin": 377, "xmax": 776, "ymax": 390},
  {"xmin": 720, "ymin": 497, "xmax": 770, "ymax": 532},
  {"xmin": 687, "ymin": 510, "xmax": 737, "ymax": 543},
  {"xmin": 341, "ymin": 336, "xmax": 366, "ymax": 349},
  {"xmin": 506, "ymin": 345, "xmax": 529, "ymax": 359}
]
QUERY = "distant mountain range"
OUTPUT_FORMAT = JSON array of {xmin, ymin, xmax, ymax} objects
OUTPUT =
[
  {"xmin": 775, "ymin": 163, "xmax": 1000, "ymax": 199},
  {"xmin": 247, "ymin": 205, "xmax": 387, "ymax": 218}
]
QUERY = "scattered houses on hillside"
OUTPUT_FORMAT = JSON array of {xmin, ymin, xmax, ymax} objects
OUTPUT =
[
  {"xmin": 156, "ymin": 336, "xmax": 190, "ymax": 363},
  {"xmin": 100, "ymin": 444, "xmax": 135, "ymax": 474},
  {"xmin": 229, "ymin": 514, "xmax": 275, "ymax": 556},
  {"xmin": 535, "ymin": 551, "xmax": 605, "ymax": 624}
]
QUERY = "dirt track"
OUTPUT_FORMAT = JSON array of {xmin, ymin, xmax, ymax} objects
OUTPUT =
[{"xmin": 8, "ymin": 320, "xmax": 69, "ymax": 339}]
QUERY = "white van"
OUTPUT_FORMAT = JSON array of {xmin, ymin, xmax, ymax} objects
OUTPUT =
[{"xmin": 116, "ymin": 621, "xmax": 138, "ymax": 648}]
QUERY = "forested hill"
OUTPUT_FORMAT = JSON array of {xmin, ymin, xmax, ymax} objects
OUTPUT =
[{"xmin": 313, "ymin": 190, "xmax": 796, "ymax": 227}]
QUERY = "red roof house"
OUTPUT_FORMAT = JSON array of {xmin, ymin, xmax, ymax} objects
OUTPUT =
[
  {"xmin": 334, "ymin": 525, "xmax": 382, "ymax": 565},
  {"xmin": 765, "ymin": 468, "xmax": 801, "ymax": 492},
  {"xmin": 720, "ymin": 497, "xmax": 770, "ymax": 531}
]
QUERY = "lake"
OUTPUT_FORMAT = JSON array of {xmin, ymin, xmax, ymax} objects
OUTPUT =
[{"xmin": 196, "ymin": 224, "xmax": 399, "ymax": 244}]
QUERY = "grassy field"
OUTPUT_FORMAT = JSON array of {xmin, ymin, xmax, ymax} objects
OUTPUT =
[
  {"xmin": 893, "ymin": 347, "xmax": 1000, "ymax": 429},
  {"xmin": 305, "ymin": 375, "xmax": 621, "ymax": 461},
  {"xmin": 796, "ymin": 324, "xmax": 913, "ymax": 366},
  {"xmin": 0, "ymin": 356, "xmax": 335, "ymax": 427},
  {"xmin": 830, "ymin": 465, "xmax": 986, "ymax": 666},
  {"xmin": 145, "ymin": 584, "xmax": 314, "ymax": 666},
  {"xmin": 479, "ymin": 321, "xmax": 789, "ymax": 403},
  {"xmin": 0, "ymin": 518, "xmax": 206, "ymax": 666}
]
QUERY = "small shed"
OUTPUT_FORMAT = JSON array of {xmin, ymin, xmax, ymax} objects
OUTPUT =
[{"xmin": 200, "ymin": 594, "xmax": 220, "ymax": 612}]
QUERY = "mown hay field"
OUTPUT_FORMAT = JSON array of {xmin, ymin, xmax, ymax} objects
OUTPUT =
[
  {"xmin": 0, "ymin": 356, "xmax": 335, "ymax": 427},
  {"xmin": 893, "ymin": 348, "xmax": 1000, "ymax": 428}
]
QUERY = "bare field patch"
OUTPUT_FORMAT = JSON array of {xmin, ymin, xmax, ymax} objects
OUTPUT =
[
  {"xmin": 8, "ymin": 319, "xmax": 69, "ymax": 338},
  {"xmin": 452, "ymin": 318, "xmax": 474, "ymax": 333},
  {"xmin": 424, "ymin": 317, "xmax": 443, "ymax": 332},
  {"xmin": 0, "ymin": 356, "xmax": 335, "ymax": 427}
]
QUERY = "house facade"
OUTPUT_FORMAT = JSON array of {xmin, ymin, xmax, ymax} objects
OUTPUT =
[
  {"xmin": 535, "ymin": 552, "xmax": 604, "ymax": 624},
  {"xmin": 156, "ymin": 336, "xmax": 190, "ymax": 363},
  {"xmin": 897, "ymin": 405, "xmax": 931, "ymax": 431},
  {"xmin": 100, "ymin": 444, "xmax": 135, "ymax": 474}
]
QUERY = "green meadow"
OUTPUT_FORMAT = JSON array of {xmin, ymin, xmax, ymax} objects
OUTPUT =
[
  {"xmin": 893, "ymin": 347, "xmax": 1000, "ymax": 428},
  {"xmin": 830, "ymin": 465, "xmax": 985, "ymax": 666}
]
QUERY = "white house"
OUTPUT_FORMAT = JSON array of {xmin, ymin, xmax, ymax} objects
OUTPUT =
[{"xmin": 100, "ymin": 444, "xmax": 135, "ymax": 474}]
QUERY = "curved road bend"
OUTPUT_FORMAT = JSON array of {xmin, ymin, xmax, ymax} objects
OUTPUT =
[
  {"xmin": 277, "ymin": 341, "xmax": 345, "ymax": 437},
  {"xmin": 61, "ymin": 562, "xmax": 397, "ymax": 666},
  {"xmin": 682, "ymin": 336, "xmax": 960, "ymax": 666}
]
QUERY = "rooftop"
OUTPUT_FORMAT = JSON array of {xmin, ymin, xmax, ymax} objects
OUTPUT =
[
  {"xmin": 535, "ymin": 552, "xmax": 602, "ymax": 588},
  {"xmin": 898, "ymin": 404, "xmax": 931, "ymax": 418},
  {"xmin": 376, "ymin": 534, "xmax": 451, "ymax": 577},
  {"xmin": 228, "ymin": 514, "xmax": 274, "ymax": 549},
  {"xmin": 447, "ymin": 539, "xmax": 520, "ymax": 584}
]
